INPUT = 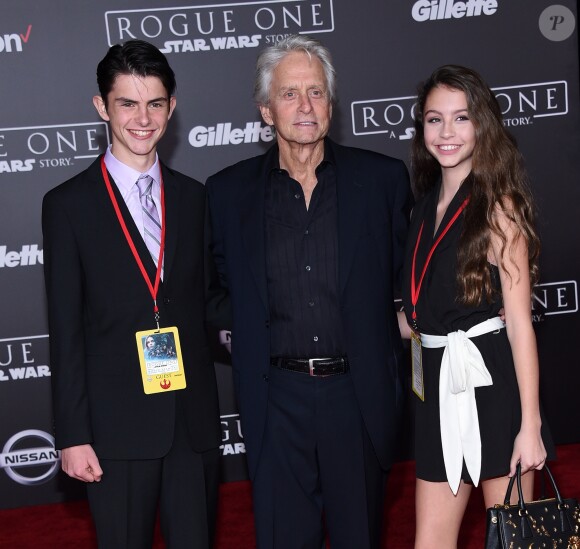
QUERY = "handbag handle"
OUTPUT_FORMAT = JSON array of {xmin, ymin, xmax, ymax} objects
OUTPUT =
[
  {"xmin": 503, "ymin": 463, "xmax": 564, "ymax": 506},
  {"xmin": 503, "ymin": 463, "xmax": 572, "ymax": 536}
]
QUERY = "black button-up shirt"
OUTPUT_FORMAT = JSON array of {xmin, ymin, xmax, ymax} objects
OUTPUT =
[{"xmin": 265, "ymin": 144, "xmax": 345, "ymax": 357}]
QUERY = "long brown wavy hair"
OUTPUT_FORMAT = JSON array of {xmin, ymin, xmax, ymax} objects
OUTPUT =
[{"xmin": 411, "ymin": 65, "xmax": 540, "ymax": 305}]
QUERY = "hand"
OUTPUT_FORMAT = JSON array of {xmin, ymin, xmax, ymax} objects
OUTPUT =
[
  {"xmin": 61, "ymin": 444, "xmax": 103, "ymax": 483},
  {"xmin": 397, "ymin": 311, "xmax": 412, "ymax": 340},
  {"xmin": 219, "ymin": 329, "xmax": 232, "ymax": 354},
  {"xmin": 508, "ymin": 427, "xmax": 547, "ymax": 477},
  {"xmin": 498, "ymin": 308, "xmax": 506, "ymax": 322}
]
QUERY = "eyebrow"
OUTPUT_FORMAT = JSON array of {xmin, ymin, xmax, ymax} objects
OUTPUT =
[
  {"xmin": 278, "ymin": 83, "xmax": 325, "ymax": 91},
  {"xmin": 114, "ymin": 96, "xmax": 169, "ymax": 104},
  {"xmin": 424, "ymin": 108, "xmax": 469, "ymax": 115}
]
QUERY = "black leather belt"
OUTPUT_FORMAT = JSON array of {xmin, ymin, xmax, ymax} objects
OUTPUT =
[{"xmin": 271, "ymin": 357, "xmax": 349, "ymax": 377}]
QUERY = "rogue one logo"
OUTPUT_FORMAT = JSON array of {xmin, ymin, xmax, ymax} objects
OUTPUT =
[
  {"xmin": 0, "ymin": 430, "xmax": 60, "ymax": 486},
  {"xmin": 220, "ymin": 414, "xmax": 245, "ymax": 456},
  {"xmin": 0, "ymin": 335, "xmax": 51, "ymax": 383},
  {"xmin": 0, "ymin": 122, "xmax": 109, "ymax": 173},
  {"xmin": 412, "ymin": 0, "xmax": 498, "ymax": 21},
  {"xmin": 105, "ymin": 1, "xmax": 334, "ymax": 54},
  {"xmin": 351, "ymin": 81, "xmax": 568, "ymax": 139},
  {"xmin": 531, "ymin": 280, "xmax": 578, "ymax": 323}
]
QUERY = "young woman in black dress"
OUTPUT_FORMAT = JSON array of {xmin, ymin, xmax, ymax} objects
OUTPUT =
[{"xmin": 399, "ymin": 65, "xmax": 555, "ymax": 548}]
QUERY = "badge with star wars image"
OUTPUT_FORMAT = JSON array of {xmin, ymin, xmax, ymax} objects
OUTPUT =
[{"xmin": 136, "ymin": 327, "xmax": 186, "ymax": 394}]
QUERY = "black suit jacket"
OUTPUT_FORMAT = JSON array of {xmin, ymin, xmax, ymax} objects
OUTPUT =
[
  {"xmin": 43, "ymin": 157, "xmax": 228, "ymax": 459},
  {"xmin": 207, "ymin": 139, "xmax": 413, "ymax": 477}
]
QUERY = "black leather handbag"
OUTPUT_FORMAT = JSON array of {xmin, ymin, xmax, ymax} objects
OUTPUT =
[{"xmin": 485, "ymin": 463, "xmax": 580, "ymax": 549}]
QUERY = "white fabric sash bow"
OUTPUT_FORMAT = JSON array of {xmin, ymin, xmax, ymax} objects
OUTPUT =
[{"xmin": 420, "ymin": 316, "xmax": 505, "ymax": 494}]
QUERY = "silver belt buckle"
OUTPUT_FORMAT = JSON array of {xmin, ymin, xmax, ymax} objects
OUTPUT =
[
  {"xmin": 308, "ymin": 358, "xmax": 316, "ymax": 376},
  {"xmin": 308, "ymin": 357, "xmax": 331, "ymax": 376}
]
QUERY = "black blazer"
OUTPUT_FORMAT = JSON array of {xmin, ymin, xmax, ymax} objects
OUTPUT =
[
  {"xmin": 43, "ymin": 157, "xmax": 228, "ymax": 459},
  {"xmin": 207, "ymin": 139, "xmax": 413, "ymax": 477}
]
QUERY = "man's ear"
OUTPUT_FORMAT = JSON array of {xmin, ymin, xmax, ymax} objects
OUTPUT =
[
  {"xmin": 168, "ymin": 96, "xmax": 177, "ymax": 119},
  {"xmin": 259, "ymin": 104, "xmax": 273, "ymax": 126},
  {"xmin": 93, "ymin": 96, "xmax": 109, "ymax": 122}
]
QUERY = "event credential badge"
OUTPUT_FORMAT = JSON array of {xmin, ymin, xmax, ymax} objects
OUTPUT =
[
  {"xmin": 136, "ymin": 327, "xmax": 186, "ymax": 394},
  {"xmin": 411, "ymin": 330, "xmax": 425, "ymax": 401}
]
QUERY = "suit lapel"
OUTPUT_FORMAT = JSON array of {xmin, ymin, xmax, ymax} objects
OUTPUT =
[
  {"xmin": 160, "ymin": 165, "xmax": 179, "ymax": 283},
  {"xmin": 334, "ymin": 142, "xmax": 367, "ymax": 298},
  {"xmin": 239, "ymin": 155, "xmax": 270, "ymax": 311},
  {"xmin": 99, "ymin": 160, "xmax": 159, "ymax": 284}
]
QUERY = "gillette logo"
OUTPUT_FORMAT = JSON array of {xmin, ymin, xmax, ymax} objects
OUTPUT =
[
  {"xmin": 189, "ymin": 121, "xmax": 274, "ymax": 147},
  {"xmin": 0, "ymin": 245, "xmax": 43, "ymax": 268}
]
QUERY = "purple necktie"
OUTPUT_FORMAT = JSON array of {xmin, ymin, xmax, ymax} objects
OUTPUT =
[{"xmin": 136, "ymin": 174, "xmax": 162, "ymax": 268}]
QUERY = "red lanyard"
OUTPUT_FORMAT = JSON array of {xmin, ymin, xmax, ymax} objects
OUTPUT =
[
  {"xmin": 410, "ymin": 197, "xmax": 469, "ymax": 321},
  {"xmin": 100, "ymin": 156, "xmax": 166, "ymax": 327}
]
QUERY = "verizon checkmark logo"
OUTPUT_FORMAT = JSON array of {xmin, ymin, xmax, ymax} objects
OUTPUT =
[
  {"xmin": 20, "ymin": 25, "xmax": 32, "ymax": 43},
  {"xmin": 1, "ymin": 24, "xmax": 32, "ymax": 53}
]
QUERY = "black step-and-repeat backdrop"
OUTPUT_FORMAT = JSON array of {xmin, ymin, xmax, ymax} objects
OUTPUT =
[{"xmin": 1, "ymin": 1, "xmax": 578, "ymax": 510}]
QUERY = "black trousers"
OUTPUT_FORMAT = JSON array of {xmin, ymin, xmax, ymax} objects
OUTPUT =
[
  {"xmin": 86, "ymin": 412, "xmax": 220, "ymax": 549},
  {"xmin": 252, "ymin": 366, "xmax": 387, "ymax": 549}
]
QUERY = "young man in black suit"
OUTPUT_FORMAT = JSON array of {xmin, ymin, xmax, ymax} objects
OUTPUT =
[
  {"xmin": 206, "ymin": 35, "xmax": 413, "ymax": 548},
  {"xmin": 43, "ymin": 40, "xmax": 228, "ymax": 549}
]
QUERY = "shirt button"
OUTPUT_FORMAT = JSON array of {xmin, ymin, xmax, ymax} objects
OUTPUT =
[
  {"xmin": 304, "ymin": 229, "xmax": 309, "ymax": 235},
  {"xmin": 313, "ymin": 336, "xmax": 319, "ymax": 342},
  {"xmin": 305, "ymin": 265, "xmax": 311, "ymax": 271},
  {"xmin": 308, "ymin": 301, "xmax": 315, "ymax": 307},
  {"xmin": 294, "ymin": 193, "xmax": 301, "ymax": 199}
]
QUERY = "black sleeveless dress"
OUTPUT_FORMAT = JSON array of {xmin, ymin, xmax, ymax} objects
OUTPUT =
[{"xmin": 401, "ymin": 181, "xmax": 555, "ymax": 483}]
